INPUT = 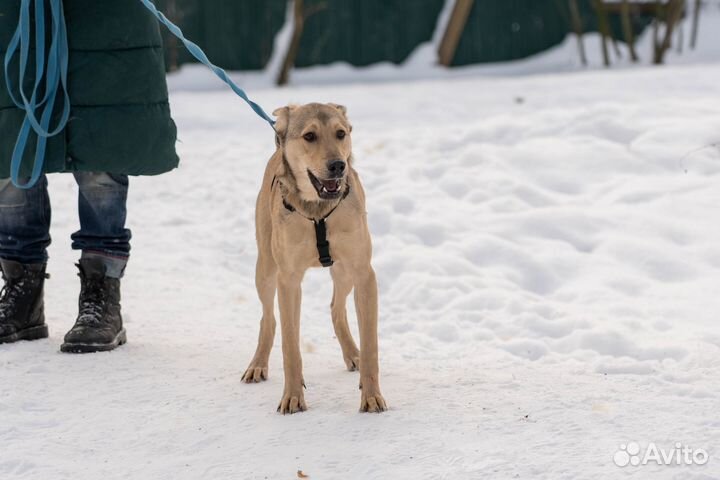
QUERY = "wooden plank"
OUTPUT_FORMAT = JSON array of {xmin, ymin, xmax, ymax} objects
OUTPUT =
[
  {"xmin": 438, "ymin": 0, "xmax": 475, "ymax": 67},
  {"xmin": 593, "ymin": 0, "xmax": 611, "ymax": 67},
  {"xmin": 653, "ymin": 0, "xmax": 685, "ymax": 64},
  {"xmin": 602, "ymin": 2, "xmax": 665, "ymax": 14},
  {"xmin": 568, "ymin": 0, "xmax": 587, "ymax": 66},
  {"xmin": 621, "ymin": 0, "xmax": 639, "ymax": 61},
  {"xmin": 690, "ymin": 0, "xmax": 701, "ymax": 49}
]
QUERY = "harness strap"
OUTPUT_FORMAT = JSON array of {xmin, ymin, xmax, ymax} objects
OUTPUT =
[{"xmin": 314, "ymin": 219, "xmax": 333, "ymax": 267}]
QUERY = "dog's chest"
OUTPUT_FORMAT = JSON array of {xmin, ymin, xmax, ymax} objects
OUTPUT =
[{"xmin": 272, "ymin": 213, "xmax": 362, "ymax": 269}]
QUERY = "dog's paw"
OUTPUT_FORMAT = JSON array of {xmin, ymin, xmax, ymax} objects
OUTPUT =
[
  {"xmin": 241, "ymin": 362, "xmax": 269, "ymax": 383},
  {"xmin": 359, "ymin": 389, "xmax": 387, "ymax": 413},
  {"xmin": 343, "ymin": 351, "xmax": 360, "ymax": 372},
  {"xmin": 277, "ymin": 390, "xmax": 307, "ymax": 414}
]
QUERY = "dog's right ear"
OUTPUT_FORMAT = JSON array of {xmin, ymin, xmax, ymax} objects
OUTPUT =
[{"xmin": 273, "ymin": 107, "xmax": 290, "ymax": 147}]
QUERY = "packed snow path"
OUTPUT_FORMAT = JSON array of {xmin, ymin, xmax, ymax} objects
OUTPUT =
[{"xmin": 2, "ymin": 62, "xmax": 720, "ymax": 479}]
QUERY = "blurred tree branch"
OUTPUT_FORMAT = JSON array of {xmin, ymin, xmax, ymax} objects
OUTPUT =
[{"xmin": 277, "ymin": 0, "xmax": 328, "ymax": 86}]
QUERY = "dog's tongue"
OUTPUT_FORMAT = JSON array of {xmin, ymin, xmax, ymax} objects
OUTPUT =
[{"xmin": 322, "ymin": 179, "xmax": 340, "ymax": 192}]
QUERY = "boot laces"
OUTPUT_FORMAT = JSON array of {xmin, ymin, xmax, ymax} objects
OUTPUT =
[
  {"xmin": 0, "ymin": 275, "xmax": 26, "ymax": 320},
  {"xmin": 77, "ymin": 278, "xmax": 108, "ymax": 326}
]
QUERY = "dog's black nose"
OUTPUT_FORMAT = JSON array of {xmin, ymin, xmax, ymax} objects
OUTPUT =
[{"xmin": 327, "ymin": 160, "xmax": 346, "ymax": 177}]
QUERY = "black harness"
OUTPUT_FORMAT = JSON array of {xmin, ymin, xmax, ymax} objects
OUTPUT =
[{"xmin": 274, "ymin": 177, "xmax": 350, "ymax": 268}]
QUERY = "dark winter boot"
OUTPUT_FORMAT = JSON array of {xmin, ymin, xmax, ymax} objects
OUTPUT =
[
  {"xmin": 61, "ymin": 258, "xmax": 126, "ymax": 353},
  {"xmin": 0, "ymin": 260, "xmax": 49, "ymax": 344}
]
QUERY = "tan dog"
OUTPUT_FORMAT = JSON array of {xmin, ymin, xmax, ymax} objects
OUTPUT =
[{"xmin": 241, "ymin": 103, "xmax": 387, "ymax": 414}]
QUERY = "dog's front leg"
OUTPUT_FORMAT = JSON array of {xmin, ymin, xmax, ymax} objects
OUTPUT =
[
  {"xmin": 277, "ymin": 271, "xmax": 307, "ymax": 414},
  {"xmin": 354, "ymin": 266, "xmax": 387, "ymax": 413}
]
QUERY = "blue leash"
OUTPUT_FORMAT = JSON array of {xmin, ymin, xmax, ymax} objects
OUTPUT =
[
  {"xmin": 4, "ymin": 0, "xmax": 275, "ymax": 189},
  {"xmin": 137, "ymin": 0, "xmax": 276, "ymax": 128},
  {"xmin": 4, "ymin": 0, "xmax": 71, "ymax": 189}
]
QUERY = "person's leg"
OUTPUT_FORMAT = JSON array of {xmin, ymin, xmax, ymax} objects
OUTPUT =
[
  {"xmin": 62, "ymin": 172, "xmax": 130, "ymax": 353},
  {"xmin": 0, "ymin": 175, "xmax": 51, "ymax": 264},
  {"xmin": 70, "ymin": 172, "xmax": 131, "ymax": 277},
  {"xmin": 0, "ymin": 176, "xmax": 51, "ymax": 344}
]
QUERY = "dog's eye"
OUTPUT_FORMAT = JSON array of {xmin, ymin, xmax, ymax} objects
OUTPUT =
[
  {"xmin": 336, "ymin": 130, "xmax": 346, "ymax": 140},
  {"xmin": 303, "ymin": 132, "xmax": 317, "ymax": 143}
]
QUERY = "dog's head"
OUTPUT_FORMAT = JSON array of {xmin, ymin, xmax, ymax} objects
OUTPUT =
[{"xmin": 273, "ymin": 103, "xmax": 353, "ymax": 201}]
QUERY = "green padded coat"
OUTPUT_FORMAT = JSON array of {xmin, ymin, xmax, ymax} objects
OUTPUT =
[{"xmin": 0, "ymin": 0, "xmax": 179, "ymax": 179}]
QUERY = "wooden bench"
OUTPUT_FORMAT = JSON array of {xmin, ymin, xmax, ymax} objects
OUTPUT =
[{"xmin": 591, "ymin": 0, "xmax": 691, "ymax": 65}]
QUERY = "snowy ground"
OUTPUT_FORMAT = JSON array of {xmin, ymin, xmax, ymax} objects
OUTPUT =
[{"xmin": 3, "ymin": 12, "xmax": 720, "ymax": 480}]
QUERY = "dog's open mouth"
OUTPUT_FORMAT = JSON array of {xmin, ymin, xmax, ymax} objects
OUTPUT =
[{"xmin": 308, "ymin": 170, "xmax": 343, "ymax": 199}]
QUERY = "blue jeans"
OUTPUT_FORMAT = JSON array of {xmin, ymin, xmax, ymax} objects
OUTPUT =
[{"xmin": 0, "ymin": 173, "xmax": 131, "ymax": 278}]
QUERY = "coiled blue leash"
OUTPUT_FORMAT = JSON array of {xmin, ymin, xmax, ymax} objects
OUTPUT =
[
  {"xmin": 4, "ymin": 0, "xmax": 71, "ymax": 189},
  {"xmin": 5, "ymin": 0, "xmax": 275, "ymax": 189}
]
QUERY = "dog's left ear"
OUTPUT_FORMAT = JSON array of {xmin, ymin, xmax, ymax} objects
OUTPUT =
[
  {"xmin": 273, "ymin": 106, "xmax": 291, "ymax": 147},
  {"xmin": 327, "ymin": 103, "xmax": 347, "ymax": 116}
]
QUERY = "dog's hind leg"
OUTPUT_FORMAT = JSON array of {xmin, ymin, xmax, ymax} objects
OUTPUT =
[
  {"xmin": 330, "ymin": 262, "xmax": 361, "ymax": 371},
  {"xmin": 242, "ymin": 251, "xmax": 277, "ymax": 383}
]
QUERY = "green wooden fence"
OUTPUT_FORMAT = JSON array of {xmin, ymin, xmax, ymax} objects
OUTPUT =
[
  {"xmin": 156, "ymin": 0, "xmax": 286, "ymax": 71},
  {"xmin": 453, "ymin": 0, "xmax": 650, "ymax": 66},
  {"xmin": 297, "ymin": 0, "xmax": 445, "ymax": 67},
  {"xmin": 153, "ymin": 0, "xmax": 651, "ymax": 72}
]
